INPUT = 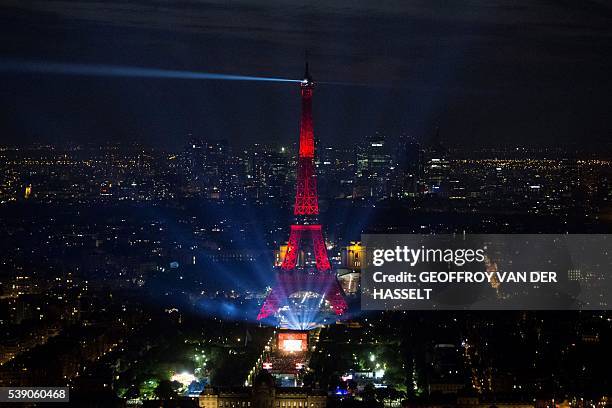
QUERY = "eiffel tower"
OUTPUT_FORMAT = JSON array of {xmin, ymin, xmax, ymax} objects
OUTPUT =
[{"xmin": 257, "ymin": 62, "xmax": 348, "ymax": 323}]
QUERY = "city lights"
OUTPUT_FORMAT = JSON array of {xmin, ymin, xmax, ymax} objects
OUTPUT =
[
  {"xmin": 2, "ymin": 1, "xmax": 611, "ymax": 406},
  {"xmin": 170, "ymin": 372, "xmax": 197, "ymax": 387}
]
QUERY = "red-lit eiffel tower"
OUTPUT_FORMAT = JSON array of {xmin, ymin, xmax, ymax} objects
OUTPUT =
[{"xmin": 257, "ymin": 62, "xmax": 347, "ymax": 321}]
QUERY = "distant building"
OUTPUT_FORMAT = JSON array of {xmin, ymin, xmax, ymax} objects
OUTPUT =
[
  {"xmin": 341, "ymin": 242, "xmax": 365, "ymax": 270},
  {"xmin": 337, "ymin": 242, "xmax": 365, "ymax": 295},
  {"xmin": 245, "ymin": 144, "xmax": 292, "ymax": 203},
  {"xmin": 392, "ymin": 135, "xmax": 424, "ymax": 196},
  {"xmin": 199, "ymin": 371, "xmax": 326, "ymax": 408},
  {"xmin": 274, "ymin": 245, "xmax": 289, "ymax": 267},
  {"xmin": 427, "ymin": 343, "xmax": 467, "ymax": 395},
  {"xmin": 568, "ymin": 269, "xmax": 581, "ymax": 281},
  {"xmin": 355, "ymin": 133, "xmax": 392, "ymax": 199},
  {"xmin": 398, "ymin": 392, "xmax": 536, "ymax": 408},
  {"xmin": 424, "ymin": 128, "xmax": 450, "ymax": 196},
  {"xmin": 185, "ymin": 137, "xmax": 234, "ymax": 199}
]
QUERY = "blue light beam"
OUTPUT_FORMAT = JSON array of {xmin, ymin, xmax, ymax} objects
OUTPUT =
[{"xmin": 0, "ymin": 59, "xmax": 302, "ymax": 83}]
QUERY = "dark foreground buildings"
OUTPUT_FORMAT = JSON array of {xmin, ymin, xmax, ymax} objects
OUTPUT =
[{"xmin": 199, "ymin": 371, "xmax": 326, "ymax": 408}]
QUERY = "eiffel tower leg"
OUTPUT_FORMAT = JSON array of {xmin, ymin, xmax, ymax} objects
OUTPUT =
[
  {"xmin": 324, "ymin": 278, "xmax": 348, "ymax": 315},
  {"xmin": 258, "ymin": 284, "xmax": 286, "ymax": 320},
  {"xmin": 281, "ymin": 225, "xmax": 302, "ymax": 270},
  {"xmin": 310, "ymin": 226, "xmax": 331, "ymax": 271}
]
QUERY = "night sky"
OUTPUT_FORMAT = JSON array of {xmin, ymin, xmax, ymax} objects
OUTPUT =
[{"xmin": 1, "ymin": 0, "xmax": 611, "ymax": 149}]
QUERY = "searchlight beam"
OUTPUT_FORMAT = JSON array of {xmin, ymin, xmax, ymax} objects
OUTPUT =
[{"xmin": 0, "ymin": 59, "xmax": 302, "ymax": 84}]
